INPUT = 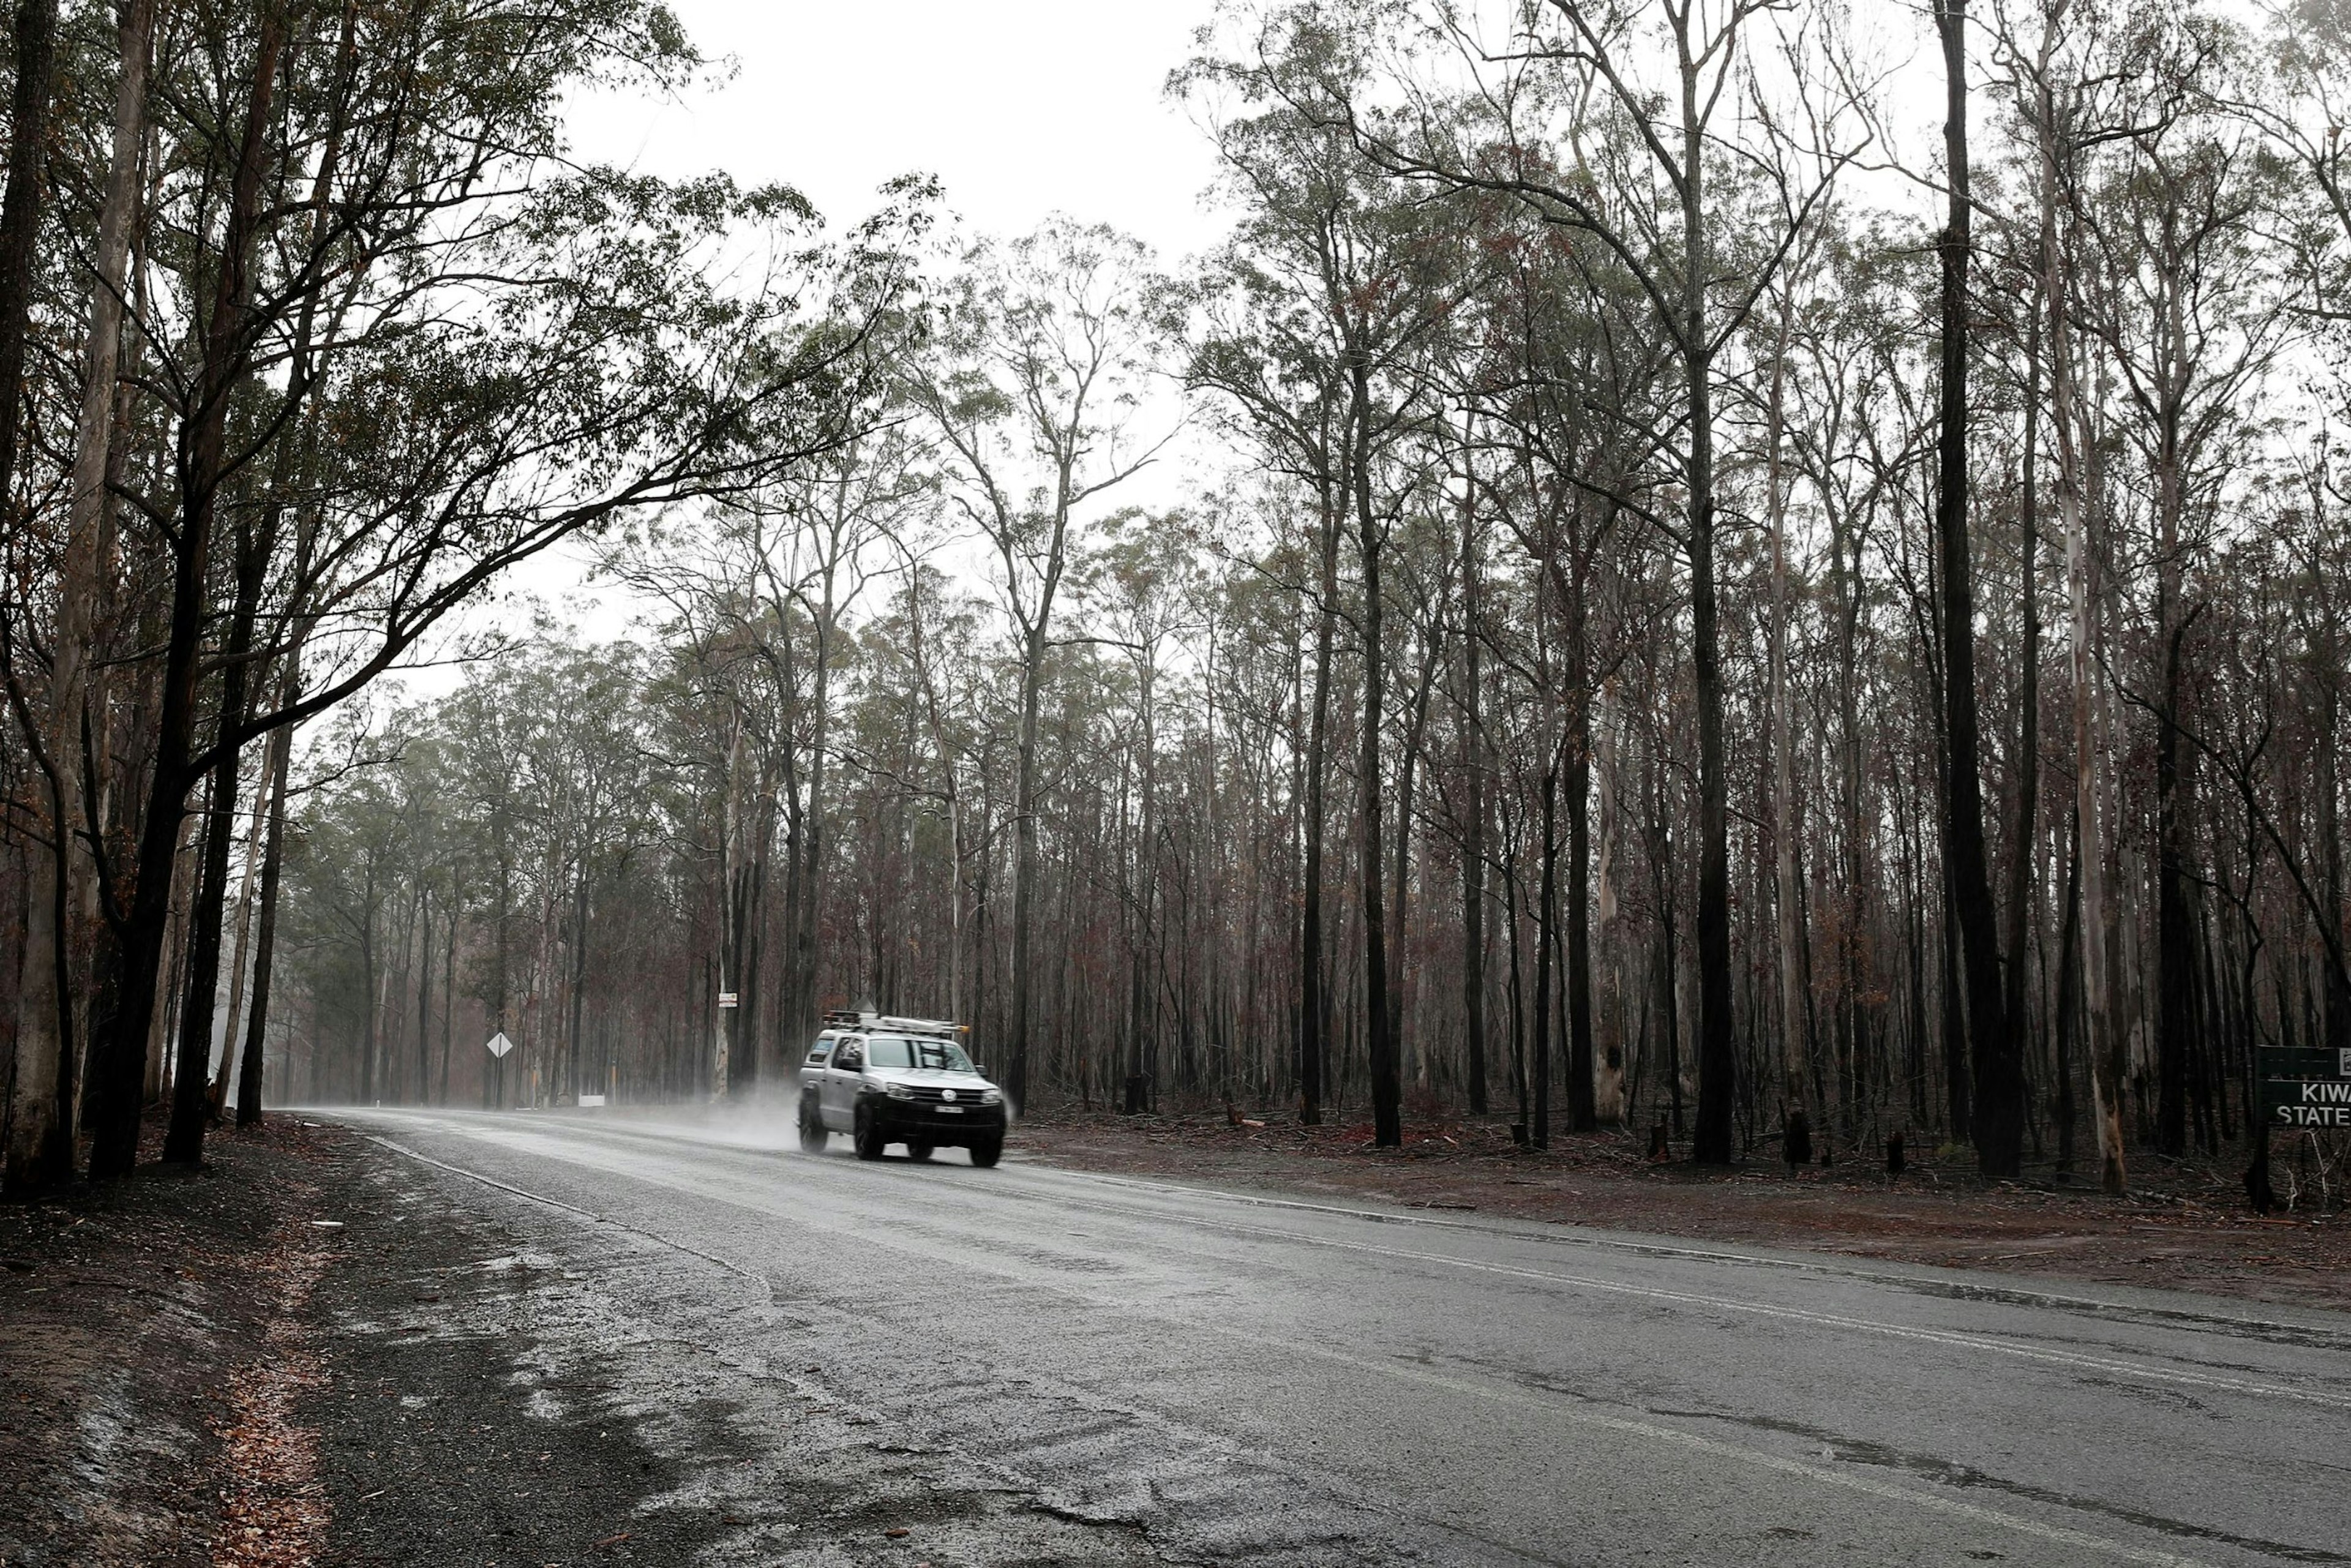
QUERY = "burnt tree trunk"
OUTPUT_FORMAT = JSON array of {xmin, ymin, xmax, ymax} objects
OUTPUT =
[
  {"xmin": 1935, "ymin": 0, "xmax": 2019, "ymax": 1176},
  {"xmin": 90, "ymin": 13, "xmax": 285, "ymax": 1177}
]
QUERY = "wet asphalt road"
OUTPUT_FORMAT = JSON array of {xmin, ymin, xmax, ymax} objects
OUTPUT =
[{"xmin": 327, "ymin": 1107, "xmax": 2351, "ymax": 1567}]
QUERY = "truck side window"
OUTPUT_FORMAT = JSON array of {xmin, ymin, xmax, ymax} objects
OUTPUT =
[
  {"xmin": 805, "ymin": 1040, "xmax": 833, "ymax": 1067},
  {"xmin": 834, "ymin": 1040, "xmax": 863, "ymax": 1071}
]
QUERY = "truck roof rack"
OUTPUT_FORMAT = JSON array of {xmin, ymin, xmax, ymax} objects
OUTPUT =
[
  {"xmin": 817, "ymin": 1009, "xmax": 967, "ymax": 1037},
  {"xmin": 875, "ymin": 1014, "xmax": 964, "ymax": 1037}
]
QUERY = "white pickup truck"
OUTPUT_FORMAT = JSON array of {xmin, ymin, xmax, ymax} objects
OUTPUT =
[{"xmin": 795, "ymin": 1011, "xmax": 1007, "ymax": 1166}]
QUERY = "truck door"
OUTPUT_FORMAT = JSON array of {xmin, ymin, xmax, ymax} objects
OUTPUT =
[
  {"xmin": 823, "ymin": 1036, "xmax": 864, "ymax": 1130},
  {"xmin": 800, "ymin": 1035, "xmax": 834, "ymax": 1104}
]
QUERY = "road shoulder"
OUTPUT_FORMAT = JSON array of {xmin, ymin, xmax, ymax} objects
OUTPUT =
[
  {"xmin": 5, "ymin": 1119, "xmax": 1172, "ymax": 1567},
  {"xmin": 1007, "ymin": 1105, "xmax": 2351, "ymax": 1313}
]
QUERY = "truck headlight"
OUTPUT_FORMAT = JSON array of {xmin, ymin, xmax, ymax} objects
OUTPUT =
[
  {"xmin": 980, "ymin": 1089, "xmax": 1003, "ymax": 1106},
  {"xmin": 882, "ymin": 1081, "xmax": 915, "ymax": 1100}
]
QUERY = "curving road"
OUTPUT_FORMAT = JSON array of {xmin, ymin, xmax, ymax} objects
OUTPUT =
[{"xmin": 327, "ymin": 1106, "xmax": 2351, "ymax": 1567}]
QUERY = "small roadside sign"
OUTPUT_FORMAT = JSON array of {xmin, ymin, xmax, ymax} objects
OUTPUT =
[
  {"xmin": 2260, "ymin": 1046, "xmax": 2351, "ymax": 1129},
  {"xmin": 486, "ymin": 1031, "xmax": 514, "ymax": 1059},
  {"xmin": 718, "ymin": 991, "xmax": 738, "ymax": 1009}
]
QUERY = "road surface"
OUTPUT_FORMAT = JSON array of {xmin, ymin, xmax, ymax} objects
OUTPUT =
[{"xmin": 325, "ymin": 1107, "xmax": 2351, "ymax": 1566}]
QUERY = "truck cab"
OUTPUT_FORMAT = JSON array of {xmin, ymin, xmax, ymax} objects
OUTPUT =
[{"xmin": 797, "ymin": 1011, "xmax": 1005, "ymax": 1166}]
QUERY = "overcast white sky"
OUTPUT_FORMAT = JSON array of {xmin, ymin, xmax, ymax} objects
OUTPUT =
[
  {"xmin": 570, "ymin": 1, "xmax": 1234, "ymax": 261},
  {"xmin": 416, "ymin": 1, "xmax": 1238, "ymax": 662}
]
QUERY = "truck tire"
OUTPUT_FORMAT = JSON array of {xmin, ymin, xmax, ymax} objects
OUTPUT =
[
  {"xmin": 798, "ymin": 1098, "xmax": 827, "ymax": 1154},
  {"xmin": 853, "ymin": 1104, "xmax": 887, "ymax": 1161},
  {"xmin": 969, "ymin": 1135, "xmax": 1002, "ymax": 1169}
]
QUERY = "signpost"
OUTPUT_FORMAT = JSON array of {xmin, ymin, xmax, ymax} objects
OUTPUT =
[
  {"xmin": 486, "ymin": 1031, "xmax": 514, "ymax": 1112},
  {"xmin": 718, "ymin": 991, "xmax": 738, "ymax": 1009},
  {"xmin": 2259, "ymin": 1046, "xmax": 2351, "ymax": 1130}
]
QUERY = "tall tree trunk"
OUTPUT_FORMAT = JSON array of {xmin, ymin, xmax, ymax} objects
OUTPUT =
[
  {"xmin": 790, "ymin": 582, "xmax": 836, "ymax": 1064},
  {"xmin": 414, "ymin": 889, "xmax": 434, "ymax": 1107},
  {"xmin": 0, "ymin": 0, "xmax": 58, "ymax": 505},
  {"xmin": 7, "ymin": 0, "xmax": 151, "ymax": 1191},
  {"xmin": 1935, "ymin": 0, "xmax": 2019, "ymax": 1177},
  {"xmin": 1299, "ymin": 484, "xmax": 1340, "ymax": 1125},
  {"xmin": 0, "ymin": 0, "xmax": 64, "ymax": 1185},
  {"xmin": 437, "ymin": 907, "xmax": 455, "ymax": 1107},
  {"xmin": 1532, "ymin": 745, "xmax": 1559, "ymax": 1149},
  {"xmin": 234, "ymin": 718, "xmax": 292, "ymax": 1125},
  {"xmin": 2151, "ymin": 261, "xmax": 2199, "ymax": 1158},
  {"xmin": 208, "ymin": 759, "xmax": 272, "ymax": 1115},
  {"xmin": 360, "ymin": 870, "xmax": 380, "ymax": 1103},
  {"xmin": 91, "ymin": 12, "xmax": 285, "ymax": 1177},
  {"xmin": 1564, "ymin": 713, "xmax": 1595, "ymax": 1134},
  {"xmin": 1593, "ymin": 678, "xmax": 1625, "ymax": 1125},
  {"xmin": 1678, "ymin": 34, "xmax": 1736, "ymax": 1165},
  {"xmin": 2155, "ymin": 612, "xmax": 2195, "ymax": 1155},
  {"xmin": 713, "ymin": 721, "xmax": 747, "ymax": 1100},
  {"xmin": 1353, "ymin": 359, "xmax": 1400, "ymax": 1149},
  {"xmin": 2004, "ymin": 287, "xmax": 2044, "ymax": 1103},
  {"xmin": 164, "ymin": 452, "xmax": 284, "ymax": 1158},
  {"xmin": 2039, "ymin": 43, "xmax": 2124, "ymax": 1191},
  {"xmin": 1766, "ymin": 287, "xmax": 1807, "ymax": 1153},
  {"xmin": 2054, "ymin": 810, "xmax": 2083, "ymax": 1178},
  {"xmin": 1010, "ymin": 618, "xmax": 1048, "ymax": 1110},
  {"xmin": 1460, "ymin": 491, "xmax": 1488, "ymax": 1116},
  {"xmin": 2322, "ymin": 677, "xmax": 2347, "ymax": 1056},
  {"xmin": 566, "ymin": 868, "xmax": 589, "ymax": 1103}
]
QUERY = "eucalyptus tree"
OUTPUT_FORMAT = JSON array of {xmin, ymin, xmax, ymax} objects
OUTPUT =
[
  {"xmin": 2, "ymin": 0, "xmax": 153, "ymax": 1191},
  {"xmin": 37, "ymin": 0, "xmax": 923, "ymax": 1177},
  {"xmin": 1176, "ymin": 29, "xmax": 1359, "ymax": 1126},
  {"xmin": 753, "ymin": 422, "xmax": 935, "ymax": 1075},
  {"xmin": 907, "ymin": 217, "xmax": 1166, "ymax": 1111},
  {"xmin": 1451, "ymin": 186, "xmax": 1674, "ymax": 1142},
  {"xmin": 1081, "ymin": 511, "xmax": 1209, "ymax": 1109},
  {"xmin": 2068, "ymin": 13, "xmax": 2290, "ymax": 1157},
  {"xmin": 1325, "ymin": 0, "xmax": 1868, "ymax": 1161},
  {"xmin": 1179, "ymin": 7, "xmax": 1461, "ymax": 1144}
]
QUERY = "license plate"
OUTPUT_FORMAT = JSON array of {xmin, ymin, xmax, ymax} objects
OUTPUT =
[{"xmin": 937, "ymin": 1105, "xmax": 963, "ymax": 1114}]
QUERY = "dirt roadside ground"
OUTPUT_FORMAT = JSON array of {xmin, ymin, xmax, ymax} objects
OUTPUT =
[
  {"xmin": 3, "ymin": 1118, "xmax": 1161, "ymax": 1568},
  {"xmin": 1, "ymin": 1109, "xmax": 2343, "ymax": 1566},
  {"xmin": 1, "ymin": 1120, "xmax": 736, "ymax": 1568},
  {"xmin": 0, "ymin": 1120, "xmax": 333, "ymax": 1568},
  {"xmin": 1009, "ymin": 1105, "xmax": 2351, "ymax": 1313}
]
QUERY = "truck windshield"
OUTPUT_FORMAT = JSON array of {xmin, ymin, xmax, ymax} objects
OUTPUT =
[{"xmin": 864, "ymin": 1036, "xmax": 975, "ymax": 1073}]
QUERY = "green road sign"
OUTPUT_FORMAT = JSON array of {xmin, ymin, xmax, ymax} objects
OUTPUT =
[{"xmin": 2260, "ymin": 1045, "xmax": 2351, "ymax": 1129}]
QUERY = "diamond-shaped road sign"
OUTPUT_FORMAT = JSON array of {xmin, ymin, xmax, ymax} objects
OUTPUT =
[{"xmin": 486, "ymin": 1031, "xmax": 514, "ymax": 1059}]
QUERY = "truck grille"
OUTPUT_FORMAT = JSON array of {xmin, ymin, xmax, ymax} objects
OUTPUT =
[{"xmin": 901, "ymin": 1086, "xmax": 987, "ymax": 1105}]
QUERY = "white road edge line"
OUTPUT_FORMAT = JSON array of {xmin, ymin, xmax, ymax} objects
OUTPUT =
[{"xmin": 359, "ymin": 1133, "xmax": 766, "ymax": 1284}]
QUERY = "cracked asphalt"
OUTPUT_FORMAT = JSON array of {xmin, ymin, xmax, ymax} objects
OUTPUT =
[{"xmin": 318, "ymin": 1107, "xmax": 2351, "ymax": 1567}]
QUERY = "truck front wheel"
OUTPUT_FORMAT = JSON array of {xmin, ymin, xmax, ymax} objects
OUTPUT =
[
  {"xmin": 798, "ymin": 1097, "xmax": 827, "ymax": 1154},
  {"xmin": 853, "ymin": 1104, "xmax": 887, "ymax": 1161}
]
